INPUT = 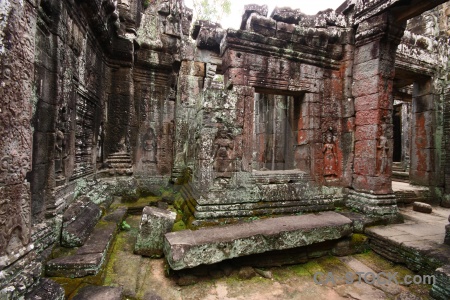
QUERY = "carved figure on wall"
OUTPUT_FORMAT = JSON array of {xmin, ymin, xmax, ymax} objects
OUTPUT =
[
  {"xmin": 323, "ymin": 127, "xmax": 338, "ymax": 178},
  {"xmin": 213, "ymin": 127, "xmax": 234, "ymax": 174},
  {"xmin": 143, "ymin": 127, "xmax": 157, "ymax": 163},
  {"xmin": 97, "ymin": 122, "xmax": 104, "ymax": 163},
  {"xmin": 55, "ymin": 129, "xmax": 65, "ymax": 176},
  {"xmin": 378, "ymin": 134, "xmax": 389, "ymax": 175}
]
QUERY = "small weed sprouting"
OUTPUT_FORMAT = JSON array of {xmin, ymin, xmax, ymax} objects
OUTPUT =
[{"xmin": 120, "ymin": 220, "xmax": 131, "ymax": 231}]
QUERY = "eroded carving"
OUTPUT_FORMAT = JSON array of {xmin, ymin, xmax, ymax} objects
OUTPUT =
[
  {"xmin": 0, "ymin": 184, "xmax": 31, "ymax": 256},
  {"xmin": 323, "ymin": 128, "xmax": 338, "ymax": 178}
]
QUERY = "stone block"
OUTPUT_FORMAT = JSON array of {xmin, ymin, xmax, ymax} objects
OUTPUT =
[
  {"xmin": 353, "ymin": 157, "xmax": 377, "ymax": 176},
  {"xmin": 164, "ymin": 211, "xmax": 352, "ymax": 270},
  {"xmin": 72, "ymin": 285, "xmax": 123, "ymax": 300},
  {"xmin": 224, "ymin": 68, "xmax": 247, "ymax": 88},
  {"xmin": 412, "ymin": 202, "xmax": 432, "ymax": 213},
  {"xmin": 271, "ymin": 7, "xmax": 303, "ymax": 24},
  {"xmin": 134, "ymin": 206, "xmax": 176, "ymax": 257},
  {"xmin": 430, "ymin": 265, "xmax": 450, "ymax": 300},
  {"xmin": 24, "ymin": 278, "xmax": 65, "ymax": 300},
  {"xmin": 180, "ymin": 61, "xmax": 205, "ymax": 77},
  {"xmin": 247, "ymin": 14, "xmax": 276, "ymax": 37},
  {"xmin": 354, "ymin": 140, "xmax": 377, "ymax": 158},
  {"xmin": 355, "ymin": 93, "xmax": 391, "ymax": 111},
  {"xmin": 276, "ymin": 22, "xmax": 295, "ymax": 40},
  {"xmin": 445, "ymin": 224, "xmax": 450, "ymax": 246},
  {"xmin": 355, "ymin": 109, "xmax": 390, "ymax": 126},
  {"xmin": 355, "ymin": 124, "xmax": 378, "ymax": 141},
  {"xmin": 61, "ymin": 196, "xmax": 102, "ymax": 247},
  {"xmin": 352, "ymin": 175, "xmax": 392, "ymax": 195},
  {"xmin": 240, "ymin": 4, "xmax": 268, "ymax": 30},
  {"xmin": 196, "ymin": 27, "xmax": 225, "ymax": 52}
]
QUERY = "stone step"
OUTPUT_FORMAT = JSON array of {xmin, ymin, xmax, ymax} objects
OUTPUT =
[
  {"xmin": 394, "ymin": 190, "xmax": 431, "ymax": 204},
  {"xmin": 163, "ymin": 211, "xmax": 352, "ymax": 270},
  {"xmin": 72, "ymin": 285, "xmax": 123, "ymax": 300},
  {"xmin": 106, "ymin": 157, "xmax": 131, "ymax": 162},
  {"xmin": 46, "ymin": 207, "xmax": 127, "ymax": 277},
  {"xmin": 107, "ymin": 155, "xmax": 131, "ymax": 160},
  {"xmin": 392, "ymin": 171, "xmax": 409, "ymax": 182},
  {"xmin": 107, "ymin": 163, "xmax": 133, "ymax": 168}
]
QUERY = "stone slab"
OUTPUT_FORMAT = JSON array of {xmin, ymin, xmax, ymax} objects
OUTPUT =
[
  {"xmin": 163, "ymin": 211, "xmax": 352, "ymax": 270},
  {"xmin": 46, "ymin": 207, "xmax": 127, "ymax": 277},
  {"xmin": 61, "ymin": 196, "xmax": 102, "ymax": 247},
  {"xmin": 72, "ymin": 285, "xmax": 123, "ymax": 300}
]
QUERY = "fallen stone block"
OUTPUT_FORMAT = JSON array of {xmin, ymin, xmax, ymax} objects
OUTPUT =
[
  {"xmin": 46, "ymin": 207, "xmax": 127, "ymax": 277},
  {"xmin": 61, "ymin": 196, "xmax": 102, "ymax": 247},
  {"xmin": 413, "ymin": 202, "xmax": 432, "ymax": 214},
  {"xmin": 431, "ymin": 265, "xmax": 450, "ymax": 300},
  {"xmin": 134, "ymin": 206, "xmax": 176, "ymax": 258},
  {"xmin": 163, "ymin": 211, "xmax": 352, "ymax": 270},
  {"xmin": 24, "ymin": 278, "xmax": 65, "ymax": 300},
  {"xmin": 72, "ymin": 285, "xmax": 123, "ymax": 300}
]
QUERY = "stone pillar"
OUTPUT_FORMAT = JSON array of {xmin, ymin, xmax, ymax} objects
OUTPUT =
[
  {"xmin": 172, "ymin": 61, "xmax": 205, "ymax": 181},
  {"xmin": 0, "ymin": 0, "xmax": 38, "ymax": 297},
  {"xmin": 410, "ymin": 79, "xmax": 438, "ymax": 186},
  {"xmin": 445, "ymin": 214, "xmax": 450, "ymax": 245},
  {"xmin": 401, "ymin": 102, "xmax": 412, "ymax": 171},
  {"xmin": 347, "ymin": 13, "xmax": 406, "ymax": 220}
]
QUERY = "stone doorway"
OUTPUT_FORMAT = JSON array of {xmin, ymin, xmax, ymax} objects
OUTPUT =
[{"xmin": 253, "ymin": 93, "xmax": 304, "ymax": 172}]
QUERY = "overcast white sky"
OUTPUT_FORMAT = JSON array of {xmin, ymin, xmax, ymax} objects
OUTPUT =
[{"xmin": 184, "ymin": 0, "xmax": 346, "ymax": 29}]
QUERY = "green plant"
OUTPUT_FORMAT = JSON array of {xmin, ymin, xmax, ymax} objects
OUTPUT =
[
  {"xmin": 120, "ymin": 220, "xmax": 131, "ymax": 231},
  {"xmin": 142, "ymin": 0, "xmax": 150, "ymax": 9}
]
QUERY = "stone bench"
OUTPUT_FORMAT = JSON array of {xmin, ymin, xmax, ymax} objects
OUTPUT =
[{"xmin": 163, "ymin": 211, "xmax": 352, "ymax": 270}]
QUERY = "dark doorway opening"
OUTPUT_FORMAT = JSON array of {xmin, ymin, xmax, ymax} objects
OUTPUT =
[{"xmin": 393, "ymin": 104, "xmax": 402, "ymax": 162}]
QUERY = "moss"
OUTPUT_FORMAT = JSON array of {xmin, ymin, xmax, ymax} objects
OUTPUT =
[
  {"xmin": 354, "ymin": 251, "xmax": 395, "ymax": 273},
  {"xmin": 51, "ymin": 277, "xmax": 84, "ymax": 299},
  {"xmin": 142, "ymin": 0, "xmax": 150, "ymax": 9},
  {"xmin": 350, "ymin": 233, "xmax": 368, "ymax": 245},
  {"xmin": 172, "ymin": 220, "xmax": 186, "ymax": 232},
  {"xmin": 287, "ymin": 264, "xmax": 310, "ymax": 277},
  {"xmin": 302, "ymin": 260, "xmax": 325, "ymax": 276},
  {"xmin": 175, "ymin": 168, "xmax": 192, "ymax": 186}
]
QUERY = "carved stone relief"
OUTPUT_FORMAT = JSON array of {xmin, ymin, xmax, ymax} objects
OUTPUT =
[{"xmin": 323, "ymin": 128, "xmax": 338, "ymax": 178}]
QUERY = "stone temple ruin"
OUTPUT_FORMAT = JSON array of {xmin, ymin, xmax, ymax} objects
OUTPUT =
[{"xmin": 3, "ymin": 0, "xmax": 450, "ymax": 298}]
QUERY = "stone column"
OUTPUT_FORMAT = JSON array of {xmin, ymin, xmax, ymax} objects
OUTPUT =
[
  {"xmin": 445, "ymin": 214, "xmax": 450, "ymax": 245},
  {"xmin": 410, "ymin": 79, "xmax": 439, "ymax": 187},
  {"xmin": 347, "ymin": 12, "xmax": 406, "ymax": 221},
  {"xmin": 172, "ymin": 61, "xmax": 205, "ymax": 181},
  {"xmin": 0, "ymin": 0, "xmax": 38, "ymax": 297}
]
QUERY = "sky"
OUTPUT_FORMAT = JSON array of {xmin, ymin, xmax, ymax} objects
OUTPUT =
[{"xmin": 183, "ymin": 0, "xmax": 346, "ymax": 29}]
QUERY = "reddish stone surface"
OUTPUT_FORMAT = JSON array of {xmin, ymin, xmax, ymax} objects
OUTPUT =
[
  {"xmin": 355, "ymin": 125, "xmax": 379, "ymax": 141},
  {"xmin": 354, "ymin": 140, "xmax": 377, "ymax": 158},
  {"xmin": 353, "ymin": 157, "xmax": 377, "ymax": 176}
]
